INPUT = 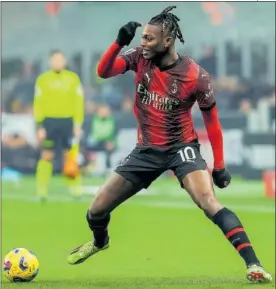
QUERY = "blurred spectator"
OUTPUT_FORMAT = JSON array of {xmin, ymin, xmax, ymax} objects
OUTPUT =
[
  {"xmin": 212, "ymin": 76, "xmax": 239, "ymax": 111},
  {"xmin": 114, "ymin": 72, "xmax": 135, "ymax": 98},
  {"xmin": 85, "ymin": 104, "xmax": 117, "ymax": 170},
  {"xmin": 5, "ymin": 64, "xmax": 35, "ymax": 114},
  {"xmin": 226, "ymin": 41, "xmax": 242, "ymax": 77},
  {"xmin": 239, "ymin": 99, "xmax": 253, "ymax": 114},
  {"xmin": 266, "ymin": 88, "xmax": 275, "ymax": 129},
  {"xmin": 2, "ymin": 133, "xmax": 28, "ymax": 149},
  {"xmin": 83, "ymin": 85, "xmax": 98, "ymax": 116},
  {"xmin": 198, "ymin": 46, "xmax": 217, "ymax": 77},
  {"xmin": 85, "ymin": 99, "xmax": 98, "ymax": 116},
  {"xmin": 121, "ymin": 97, "xmax": 133, "ymax": 113},
  {"xmin": 101, "ymin": 84, "xmax": 124, "ymax": 111},
  {"xmin": 2, "ymin": 133, "xmax": 38, "ymax": 173}
]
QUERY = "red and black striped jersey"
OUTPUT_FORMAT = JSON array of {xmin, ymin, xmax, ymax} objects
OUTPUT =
[{"xmin": 121, "ymin": 46, "xmax": 216, "ymax": 148}]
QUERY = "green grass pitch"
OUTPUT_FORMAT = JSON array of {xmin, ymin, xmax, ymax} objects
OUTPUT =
[{"xmin": 1, "ymin": 176, "xmax": 275, "ymax": 288}]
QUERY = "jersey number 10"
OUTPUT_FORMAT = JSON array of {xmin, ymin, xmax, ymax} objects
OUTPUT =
[{"xmin": 177, "ymin": 147, "xmax": 196, "ymax": 163}]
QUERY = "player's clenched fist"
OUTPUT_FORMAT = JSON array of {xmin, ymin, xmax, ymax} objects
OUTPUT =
[
  {"xmin": 116, "ymin": 21, "xmax": 141, "ymax": 46},
  {"xmin": 212, "ymin": 168, "xmax": 231, "ymax": 189}
]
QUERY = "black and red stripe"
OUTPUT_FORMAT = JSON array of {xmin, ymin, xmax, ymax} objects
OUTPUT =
[{"xmin": 225, "ymin": 227, "xmax": 252, "ymax": 252}]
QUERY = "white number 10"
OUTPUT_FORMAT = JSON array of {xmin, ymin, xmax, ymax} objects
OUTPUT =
[{"xmin": 177, "ymin": 147, "xmax": 196, "ymax": 163}]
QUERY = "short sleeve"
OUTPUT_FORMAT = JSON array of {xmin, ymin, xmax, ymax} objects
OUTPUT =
[
  {"xmin": 120, "ymin": 46, "xmax": 143, "ymax": 72},
  {"xmin": 195, "ymin": 67, "xmax": 216, "ymax": 111}
]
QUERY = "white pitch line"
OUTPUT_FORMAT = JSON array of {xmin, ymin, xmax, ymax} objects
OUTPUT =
[
  {"xmin": 2, "ymin": 194, "xmax": 275, "ymax": 214},
  {"xmin": 131, "ymin": 200, "xmax": 275, "ymax": 214}
]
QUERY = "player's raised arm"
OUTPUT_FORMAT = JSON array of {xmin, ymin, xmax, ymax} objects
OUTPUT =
[
  {"xmin": 97, "ymin": 21, "xmax": 141, "ymax": 78},
  {"xmin": 195, "ymin": 67, "xmax": 231, "ymax": 188}
]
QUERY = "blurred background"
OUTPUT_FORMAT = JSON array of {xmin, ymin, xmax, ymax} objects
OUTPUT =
[
  {"xmin": 1, "ymin": 2, "xmax": 275, "ymax": 286},
  {"xmin": 2, "ymin": 2, "xmax": 275, "ymax": 184}
]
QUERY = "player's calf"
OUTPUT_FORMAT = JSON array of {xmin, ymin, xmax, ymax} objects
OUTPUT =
[
  {"xmin": 86, "ymin": 210, "xmax": 110, "ymax": 248},
  {"xmin": 199, "ymin": 197, "xmax": 271, "ymax": 282},
  {"xmin": 182, "ymin": 170, "xmax": 270, "ymax": 280},
  {"xmin": 211, "ymin": 207, "xmax": 262, "ymax": 268},
  {"xmin": 68, "ymin": 173, "xmax": 138, "ymax": 265},
  {"xmin": 198, "ymin": 194, "xmax": 263, "ymax": 268},
  {"xmin": 86, "ymin": 186, "xmax": 115, "ymax": 247},
  {"xmin": 88, "ymin": 187, "xmax": 113, "ymax": 215}
]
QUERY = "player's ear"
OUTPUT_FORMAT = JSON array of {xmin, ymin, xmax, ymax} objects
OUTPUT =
[{"xmin": 164, "ymin": 36, "xmax": 173, "ymax": 48}]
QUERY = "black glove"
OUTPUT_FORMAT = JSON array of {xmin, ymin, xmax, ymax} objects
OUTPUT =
[
  {"xmin": 212, "ymin": 168, "xmax": 231, "ymax": 189},
  {"xmin": 116, "ymin": 21, "xmax": 141, "ymax": 46}
]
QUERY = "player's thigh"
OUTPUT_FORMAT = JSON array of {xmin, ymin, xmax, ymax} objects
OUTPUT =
[
  {"xmin": 115, "ymin": 147, "xmax": 165, "ymax": 190},
  {"xmin": 170, "ymin": 143, "xmax": 222, "ymax": 213},
  {"xmin": 170, "ymin": 143, "xmax": 207, "ymax": 189},
  {"xmin": 90, "ymin": 147, "xmax": 165, "ymax": 214},
  {"xmin": 90, "ymin": 172, "xmax": 142, "ymax": 214},
  {"xmin": 182, "ymin": 169, "xmax": 214, "ymax": 204}
]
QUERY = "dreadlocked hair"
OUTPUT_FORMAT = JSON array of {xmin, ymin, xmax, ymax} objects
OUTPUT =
[{"xmin": 149, "ymin": 6, "xmax": 184, "ymax": 44}]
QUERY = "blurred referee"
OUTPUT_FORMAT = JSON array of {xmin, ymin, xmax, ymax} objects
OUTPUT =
[{"xmin": 33, "ymin": 50, "xmax": 84, "ymax": 201}]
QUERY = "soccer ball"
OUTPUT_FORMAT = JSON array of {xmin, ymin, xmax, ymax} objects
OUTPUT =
[{"xmin": 2, "ymin": 248, "xmax": 39, "ymax": 283}]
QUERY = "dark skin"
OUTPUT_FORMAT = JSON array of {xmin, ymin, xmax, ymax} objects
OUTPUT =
[
  {"xmin": 89, "ymin": 173, "xmax": 141, "ymax": 215},
  {"xmin": 89, "ymin": 23, "xmax": 223, "ymax": 218},
  {"xmin": 141, "ymin": 24, "xmax": 178, "ymax": 67},
  {"xmin": 89, "ymin": 170, "xmax": 223, "ymax": 217}
]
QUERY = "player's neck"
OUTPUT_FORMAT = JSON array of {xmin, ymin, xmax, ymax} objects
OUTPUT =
[{"xmin": 154, "ymin": 51, "xmax": 179, "ymax": 70}]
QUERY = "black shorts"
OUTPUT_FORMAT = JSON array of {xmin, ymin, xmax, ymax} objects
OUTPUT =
[
  {"xmin": 42, "ymin": 118, "xmax": 73, "ymax": 150},
  {"xmin": 115, "ymin": 142, "xmax": 207, "ymax": 189}
]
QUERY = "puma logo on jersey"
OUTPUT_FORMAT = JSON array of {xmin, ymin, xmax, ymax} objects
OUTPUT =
[{"xmin": 145, "ymin": 73, "xmax": 150, "ymax": 84}]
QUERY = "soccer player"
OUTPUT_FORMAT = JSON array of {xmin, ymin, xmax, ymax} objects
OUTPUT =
[
  {"xmin": 67, "ymin": 7, "xmax": 272, "ymax": 283},
  {"xmin": 34, "ymin": 50, "xmax": 84, "ymax": 201}
]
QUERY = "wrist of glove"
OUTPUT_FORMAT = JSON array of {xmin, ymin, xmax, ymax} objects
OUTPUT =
[
  {"xmin": 212, "ymin": 168, "xmax": 231, "ymax": 189},
  {"xmin": 116, "ymin": 21, "xmax": 141, "ymax": 46}
]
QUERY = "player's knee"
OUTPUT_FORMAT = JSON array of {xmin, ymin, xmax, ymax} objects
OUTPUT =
[
  {"xmin": 41, "ymin": 150, "xmax": 54, "ymax": 162},
  {"xmin": 196, "ymin": 191, "xmax": 213, "ymax": 209},
  {"xmin": 197, "ymin": 192, "xmax": 222, "ymax": 215}
]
